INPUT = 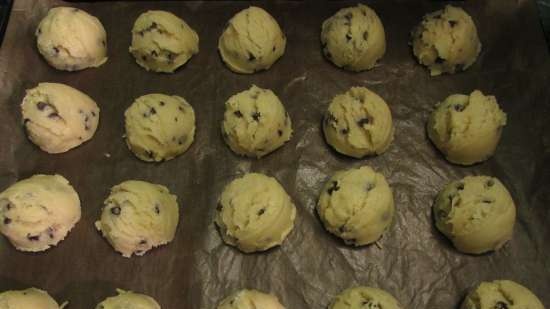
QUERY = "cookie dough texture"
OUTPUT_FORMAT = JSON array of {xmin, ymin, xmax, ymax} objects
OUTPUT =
[
  {"xmin": 317, "ymin": 166, "xmax": 394, "ymax": 246},
  {"xmin": 427, "ymin": 90, "xmax": 507, "ymax": 165},
  {"xmin": 411, "ymin": 5, "xmax": 481, "ymax": 76},
  {"xmin": 218, "ymin": 6, "xmax": 286, "ymax": 74},
  {"xmin": 434, "ymin": 176, "xmax": 516, "ymax": 254},
  {"xmin": 222, "ymin": 85, "xmax": 292, "ymax": 158},
  {"xmin": 215, "ymin": 173, "xmax": 296, "ymax": 253},
  {"xmin": 130, "ymin": 10, "xmax": 199, "ymax": 73},
  {"xmin": 0, "ymin": 288, "xmax": 65, "ymax": 309},
  {"xmin": 218, "ymin": 289, "xmax": 285, "ymax": 309},
  {"xmin": 321, "ymin": 4, "xmax": 386, "ymax": 72},
  {"xmin": 323, "ymin": 87, "xmax": 393, "ymax": 158},
  {"xmin": 125, "ymin": 93, "xmax": 195, "ymax": 162},
  {"xmin": 36, "ymin": 7, "xmax": 107, "ymax": 71},
  {"xmin": 461, "ymin": 280, "xmax": 544, "ymax": 309},
  {"xmin": 21, "ymin": 82, "xmax": 100, "ymax": 154},
  {"xmin": 95, "ymin": 290, "xmax": 161, "ymax": 309},
  {"xmin": 95, "ymin": 180, "xmax": 179, "ymax": 257},
  {"xmin": 330, "ymin": 286, "xmax": 403, "ymax": 309},
  {"xmin": 0, "ymin": 174, "xmax": 81, "ymax": 252}
]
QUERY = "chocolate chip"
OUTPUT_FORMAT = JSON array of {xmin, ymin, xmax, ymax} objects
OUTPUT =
[
  {"xmin": 338, "ymin": 225, "xmax": 346, "ymax": 233},
  {"xmin": 325, "ymin": 113, "xmax": 337, "ymax": 125},
  {"xmin": 327, "ymin": 181, "xmax": 340, "ymax": 195},
  {"xmin": 167, "ymin": 52, "xmax": 175, "ymax": 62},
  {"xmin": 154, "ymin": 205, "xmax": 160, "ymax": 214},
  {"xmin": 53, "ymin": 47, "xmax": 59, "ymax": 54},
  {"xmin": 5, "ymin": 203, "xmax": 11, "ymax": 210},
  {"xmin": 494, "ymin": 302, "xmax": 508, "ymax": 309},
  {"xmin": 150, "ymin": 107, "xmax": 156, "ymax": 115},
  {"xmin": 341, "ymin": 128, "xmax": 349, "ymax": 134},
  {"xmin": 146, "ymin": 150, "xmax": 154, "ymax": 158},
  {"xmin": 435, "ymin": 56, "xmax": 445, "ymax": 64},
  {"xmin": 456, "ymin": 183, "xmax": 465, "ymax": 190},
  {"xmin": 272, "ymin": 46, "xmax": 276, "ymax": 52},
  {"xmin": 159, "ymin": 101, "xmax": 165, "ymax": 106},
  {"xmin": 247, "ymin": 52, "xmax": 256, "ymax": 61},
  {"xmin": 47, "ymin": 227, "xmax": 54, "ymax": 239},
  {"xmin": 3, "ymin": 217, "xmax": 11, "ymax": 224},
  {"xmin": 37, "ymin": 102, "xmax": 48, "ymax": 110},
  {"xmin": 101, "ymin": 40, "xmax": 106, "ymax": 47},
  {"xmin": 454, "ymin": 104, "xmax": 465, "ymax": 112},
  {"xmin": 139, "ymin": 239, "xmax": 147, "ymax": 245},
  {"xmin": 151, "ymin": 50, "xmax": 158, "ymax": 57},
  {"xmin": 324, "ymin": 48, "xmax": 332, "ymax": 59},
  {"xmin": 252, "ymin": 112, "xmax": 261, "ymax": 121},
  {"xmin": 357, "ymin": 117, "xmax": 370, "ymax": 126},
  {"xmin": 234, "ymin": 110, "xmax": 243, "ymax": 118},
  {"xmin": 174, "ymin": 117, "xmax": 178, "ymax": 122},
  {"xmin": 345, "ymin": 33, "xmax": 352, "ymax": 41},
  {"xmin": 142, "ymin": 55, "xmax": 147, "ymax": 61},
  {"xmin": 178, "ymin": 137, "xmax": 184, "ymax": 145},
  {"xmin": 84, "ymin": 116, "xmax": 89, "ymax": 122},
  {"xmin": 178, "ymin": 106, "xmax": 184, "ymax": 112},
  {"xmin": 23, "ymin": 118, "xmax": 30, "ymax": 124},
  {"xmin": 449, "ymin": 20, "xmax": 458, "ymax": 27},
  {"xmin": 486, "ymin": 179, "xmax": 495, "ymax": 188},
  {"xmin": 150, "ymin": 22, "xmax": 158, "ymax": 29},
  {"xmin": 278, "ymin": 130, "xmax": 283, "ymax": 136},
  {"xmin": 344, "ymin": 12, "xmax": 353, "ymax": 21},
  {"xmin": 366, "ymin": 183, "xmax": 375, "ymax": 191},
  {"xmin": 363, "ymin": 31, "xmax": 369, "ymax": 41},
  {"xmin": 91, "ymin": 111, "xmax": 96, "ymax": 117},
  {"xmin": 110, "ymin": 206, "xmax": 121, "ymax": 215},
  {"xmin": 48, "ymin": 112, "xmax": 59, "ymax": 118},
  {"xmin": 482, "ymin": 198, "xmax": 493, "ymax": 204},
  {"xmin": 27, "ymin": 234, "xmax": 40, "ymax": 241},
  {"xmin": 143, "ymin": 113, "xmax": 148, "ymax": 118},
  {"xmin": 216, "ymin": 203, "xmax": 223, "ymax": 212},
  {"xmin": 84, "ymin": 124, "xmax": 90, "ymax": 131},
  {"xmin": 257, "ymin": 208, "xmax": 265, "ymax": 216},
  {"xmin": 37, "ymin": 28, "xmax": 42, "ymax": 34}
]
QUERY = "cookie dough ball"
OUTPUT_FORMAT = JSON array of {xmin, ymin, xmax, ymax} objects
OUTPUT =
[
  {"xmin": 323, "ymin": 87, "xmax": 393, "ymax": 158},
  {"xmin": 222, "ymin": 85, "xmax": 292, "ymax": 158},
  {"xmin": 411, "ymin": 5, "xmax": 481, "ymax": 76},
  {"xmin": 317, "ymin": 166, "xmax": 394, "ymax": 246},
  {"xmin": 0, "ymin": 288, "xmax": 65, "ymax": 309},
  {"xmin": 461, "ymin": 280, "xmax": 544, "ymax": 309},
  {"xmin": 129, "ymin": 10, "xmax": 199, "ymax": 73},
  {"xmin": 21, "ymin": 82, "xmax": 100, "ymax": 154},
  {"xmin": 434, "ymin": 176, "xmax": 516, "ymax": 254},
  {"xmin": 125, "ymin": 93, "xmax": 195, "ymax": 162},
  {"xmin": 218, "ymin": 289, "xmax": 285, "ymax": 309},
  {"xmin": 330, "ymin": 286, "xmax": 403, "ymax": 309},
  {"xmin": 95, "ymin": 180, "xmax": 179, "ymax": 257},
  {"xmin": 36, "ymin": 7, "xmax": 107, "ymax": 71},
  {"xmin": 0, "ymin": 174, "xmax": 81, "ymax": 252},
  {"xmin": 427, "ymin": 90, "xmax": 507, "ymax": 165},
  {"xmin": 95, "ymin": 290, "xmax": 161, "ymax": 309},
  {"xmin": 321, "ymin": 4, "xmax": 386, "ymax": 72},
  {"xmin": 215, "ymin": 173, "xmax": 296, "ymax": 253},
  {"xmin": 218, "ymin": 6, "xmax": 286, "ymax": 74}
]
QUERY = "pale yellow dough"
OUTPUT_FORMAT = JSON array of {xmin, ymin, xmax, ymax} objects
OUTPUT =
[
  {"xmin": 125, "ymin": 93, "xmax": 195, "ymax": 162},
  {"xmin": 217, "ymin": 289, "xmax": 285, "ymax": 309},
  {"xmin": 323, "ymin": 87, "xmax": 393, "ymax": 158},
  {"xmin": 215, "ymin": 173, "xmax": 296, "ymax": 253},
  {"xmin": 461, "ymin": 280, "xmax": 544, "ymax": 309},
  {"xmin": 218, "ymin": 6, "xmax": 286, "ymax": 74},
  {"xmin": 95, "ymin": 180, "xmax": 179, "ymax": 257},
  {"xmin": 0, "ymin": 174, "xmax": 81, "ymax": 252},
  {"xmin": 95, "ymin": 289, "xmax": 161, "ymax": 309},
  {"xmin": 317, "ymin": 165, "xmax": 394, "ymax": 246},
  {"xmin": 330, "ymin": 286, "xmax": 403, "ymax": 309},
  {"xmin": 36, "ymin": 7, "xmax": 107, "ymax": 71},
  {"xmin": 129, "ymin": 10, "xmax": 199, "ymax": 73},
  {"xmin": 434, "ymin": 176, "xmax": 516, "ymax": 254},
  {"xmin": 0, "ymin": 288, "xmax": 65, "ymax": 309},
  {"xmin": 321, "ymin": 4, "xmax": 386, "ymax": 71},
  {"xmin": 427, "ymin": 90, "xmax": 506, "ymax": 165}
]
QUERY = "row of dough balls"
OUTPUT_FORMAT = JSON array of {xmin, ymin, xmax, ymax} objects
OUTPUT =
[
  {"xmin": 20, "ymin": 82, "xmax": 506, "ymax": 166},
  {"xmin": 0, "ymin": 280, "xmax": 545, "ymax": 309},
  {"xmin": 0, "ymin": 167, "xmax": 516, "ymax": 257},
  {"xmin": 35, "ymin": 4, "xmax": 480, "ymax": 76}
]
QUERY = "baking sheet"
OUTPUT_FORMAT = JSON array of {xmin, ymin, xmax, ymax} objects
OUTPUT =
[{"xmin": 0, "ymin": 0, "xmax": 549, "ymax": 308}]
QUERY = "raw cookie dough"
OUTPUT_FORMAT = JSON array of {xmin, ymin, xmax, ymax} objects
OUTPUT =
[
  {"xmin": 125, "ymin": 93, "xmax": 195, "ymax": 162},
  {"xmin": 427, "ymin": 90, "xmax": 507, "ymax": 165},
  {"xmin": 95, "ymin": 180, "xmax": 179, "ymax": 257},
  {"xmin": 36, "ymin": 7, "xmax": 107, "ymax": 71},
  {"xmin": 0, "ymin": 288, "xmax": 65, "ymax": 309},
  {"xmin": 215, "ymin": 173, "xmax": 296, "ymax": 253},
  {"xmin": 411, "ymin": 5, "xmax": 481, "ymax": 76},
  {"xmin": 218, "ymin": 289, "xmax": 286, "ymax": 309},
  {"xmin": 21, "ymin": 82, "xmax": 100, "ymax": 154},
  {"xmin": 218, "ymin": 6, "xmax": 286, "ymax": 74},
  {"xmin": 433, "ymin": 176, "xmax": 516, "ymax": 254},
  {"xmin": 461, "ymin": 280, "xmax": 545, "ymax": 309},
  {"xmin": 95, "ymin": 289, "xmax": 161, "ymax": 309},
  {"xmin": 330, "ymin": 286, "xmax": 403, "ymax": 309},
  {"xmin": 129, "ymin": 10, "xmax": 199, "ymax": 73},
  {"xmin": 221, "ymin": 85, "xmax": 292, "ymax": 158},
  {"xmin": 0, "ymin": 174, "xmax": 81, "ymax": 252},
  {"xmin": 317, "ymin": 165, "xmax": 394, "ymax": 246},
  {"xmin": 323, "ymin": 87, "xmax": 393, "ymax": 158},
  {"xmin": 321, "ymin": 4, "xmax": 386, "ymax": 72}
]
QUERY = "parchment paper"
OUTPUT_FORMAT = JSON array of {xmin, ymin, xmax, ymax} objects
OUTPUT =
[{"xmin": 0, "ymin": 1, "xmax": 548, "ymax": 308}]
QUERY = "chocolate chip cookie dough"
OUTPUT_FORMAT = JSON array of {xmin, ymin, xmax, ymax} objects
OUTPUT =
[
  {"xmin": 215, "ymin": 173, "xmax": 296, "ymax": 253},
  {"xmin": 95, "ymin": 180, "xmax": 179, "ymax": 257},
  {"xmin": 427, "ymin": 90, "xmax": 507, "ymax": 165},
  {"xmin": 321, "ymin": 4, "xmax": 386, "ymax": 71},
  {"xmin": 222, "ymin": 85, "xmax": 292, "ymax": 158},
  {"xmin": 317, "ymin": 165, "xmax": 394, "ymax": 246},
  {"xmin": 129, "ymin": 10, "xmax": 199, "ymax": 73},
  {"xmin": 21, "ymin": 82, "xmax": 100, "ymax": 154},
  {"xmin": 217, "ymin": 289, "xmax": 286, "ymax": 309},
  {"xmin": 0, "ymin": 174, "xmax": 81, "ymax": 252},
  {"xmin": 330, "ymin": 286, "xmax": 403, "ymax": 309},
  {"xmin": 218, "ymin": 6, "xmax": 286, "ymax": 74},
  {"xmin": 461, "ymin": 280, "xmax": 545, "ymax": 309},
  {"xmin": 95, "ymin": 290, "xmax": 161, "ymax": 309},
  {"xmin": 36, "ymin": 7, "xmax": 107, "ymax": 71},
  {"xmin": 125, "ymin": 93, "xmax": 195, "ymax": 162},
  {"xmin": 433, "ymin": 176, "xmax": 516, "ymax": 254},
  {"xmin": 0, "ymin": 288, "xmax": 66, "ymax": 309},
  {"xmin": 411, "ymin": 5, "xmax": 481, "ymax": 76},
  {"xmin": 323, "ymin": 87, "xmax": 393, "ymax": 158}
]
